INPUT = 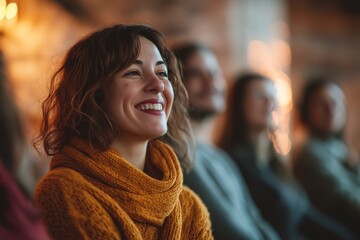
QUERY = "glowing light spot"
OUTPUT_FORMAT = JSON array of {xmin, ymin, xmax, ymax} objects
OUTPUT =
[
  {"xmin": 5, "ymin": 2, "xmax": 17, "ymax": 20},
  {"xmin": 272, "ymin": 111, "xmax": 280, "ymax": 127},
  {"xmin": 271, "ymin": 40, "xmax": 292, "ymax": 69},
  {"xmin": 0, "ymin": 0, "xmax": 6, "ymax": 8},
  {"xmin": 273, "ymin": 130, "xmax": 292, "ymax": 155},
  {"xmin": 272, "ymin": 72, "xmax": 293, "ymax": 112},
  {"xmin": 248, "ymin": 40, "xmax": 272, "ymax": 69},
  {"xmin": 0, "ymin": 0, "xmax": 6, "ymax": 20}
]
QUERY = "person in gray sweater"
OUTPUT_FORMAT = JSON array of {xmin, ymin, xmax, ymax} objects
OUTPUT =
[
  {"xmin": 293, "ymin": 77, "xmax": 360, "ymax": 236},
  {"xmin": 220, "ymin": 73, "xmax": 357, "ymax": 240},
  {"xmin": 173, "ymin": 43, "xmax": 279, "ymax": 240}
]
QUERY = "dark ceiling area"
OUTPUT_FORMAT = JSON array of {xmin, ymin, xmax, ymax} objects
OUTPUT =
[{"xmin": 50, "ymin": 0, "xmax": 88, "ymax": 19}]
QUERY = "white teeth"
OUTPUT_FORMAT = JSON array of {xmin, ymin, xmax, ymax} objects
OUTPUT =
[{"xmin": 137, "ymin": 103, "xmax": 163, "ymax": 111}]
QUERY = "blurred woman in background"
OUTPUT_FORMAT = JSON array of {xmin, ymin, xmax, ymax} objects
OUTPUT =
[
  {"xmin": 0, "ymin": 51, "xmax": 50, "ymax": 239},
  {"xmin": 293, "ymin": 77, "xmax": 360, "ymax": 236},
  {"xmin": 221, "ymin": 72, "xmax": 357, "ymax": 239}
]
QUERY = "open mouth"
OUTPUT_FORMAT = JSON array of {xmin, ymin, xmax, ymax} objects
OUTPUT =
[{"xmin": 135, "ymin": 103, "xmax": 163, "ymax": 111}]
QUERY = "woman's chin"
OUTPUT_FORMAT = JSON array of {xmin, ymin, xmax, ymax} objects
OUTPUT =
[{"xmin": 146, "ymin": 128, "xmax": 168, "ymax": 140}]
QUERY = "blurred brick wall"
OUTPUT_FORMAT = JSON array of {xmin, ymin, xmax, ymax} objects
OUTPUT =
[
  {"xmin": 2, "ymin": 0, "xmax": 287, "ymax": 141},
  {"xmin": 288, "ymin": 0, "xmax": 360, "ymax": 152}
]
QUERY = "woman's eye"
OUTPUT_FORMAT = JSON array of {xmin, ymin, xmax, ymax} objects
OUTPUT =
[
  {"xmin": 157, "ymin": 71, "xmax": 168, "ymax": 78},
  {"xmin": 124, "ymin": 70, "xmax": 140, "ymax": 77}
]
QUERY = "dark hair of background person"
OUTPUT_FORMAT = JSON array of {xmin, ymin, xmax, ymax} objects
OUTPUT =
[
  {"xmin": 299, "ymin": 76, "xmax": 337, "ymax": 125},
  {"xmin": 0, "ymin": 51, "xmax": 25, "ymax": 174},
  {"xmin": 172, "ymin": 43, "xmax": 218, "ymax": 121},
  {"xmin": 299, "ymin": 76, "xmax": 344, "ymax": 138},
  {"xmin": 172, "ymin": 43, "xmax": 211, "ymax": 71},
  {"xmin": 34, "ymin": 24, "xmax": 194, "ymax": 170},
  {"xmin": 220, "ymin": 72, "xmax": 272, "ymax": 151}
]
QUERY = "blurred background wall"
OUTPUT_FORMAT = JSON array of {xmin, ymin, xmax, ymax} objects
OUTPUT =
[
  {"xmin": 0, "ymin": 0, "xmax": 359, "ymax": 159},
  {"xmin": 289, "ymin": 0, "xmax": 360, "ymax": 152}
]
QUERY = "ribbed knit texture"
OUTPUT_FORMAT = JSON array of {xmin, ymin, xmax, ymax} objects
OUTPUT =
[{"xmin": 34, "ymin": 138, "xmax": 213, "ymax": 240}]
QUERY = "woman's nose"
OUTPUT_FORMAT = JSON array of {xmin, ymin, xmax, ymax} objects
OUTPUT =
[{"xmin": 145, "ymin": 72, "xmax": 165, "ymax": 93}]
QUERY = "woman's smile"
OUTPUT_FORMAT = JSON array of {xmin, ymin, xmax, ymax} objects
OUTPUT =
[{"xmin": 135, "ymin": 99, "xmax": 165, "ymax": 115}]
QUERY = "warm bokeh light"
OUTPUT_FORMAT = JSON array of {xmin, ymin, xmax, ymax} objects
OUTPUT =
[
  {"xmin": 247, "ymin": 22, "xmax": 293, "ymax": 156},
  {"xmin": 5, "ymin": 2, "xmax": 17, "ymax": 20},
  {"xmin": 272, "ymin": 72, "xmax": 293, "ymax": 112},
  {"xmin": 0, "ymin": 0, "xmax": 6, "ymax": 20},
  {"xmin": 248, "ymin": 40, "xmax": 272, "ymax": 69},
  {"xmin": 248, "ymin": 39, "xmax": 291, "ymax": 73},
  {"xmin": 272, "ymin": 111, "xmax": 280, "ymax": 127},
  {"xmin": 271, "ymin": 40, "xmax": 291, "ymax": 70},
  {"xmin": 273, "ymin": 129, "xmax": 292, "ymax": 155}
]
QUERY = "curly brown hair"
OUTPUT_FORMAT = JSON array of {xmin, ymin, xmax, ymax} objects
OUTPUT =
[{"xmin": 35, "ymin": 24, "xmax": 194, "ymax": 169}]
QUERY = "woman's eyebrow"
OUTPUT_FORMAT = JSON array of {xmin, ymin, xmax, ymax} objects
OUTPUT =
[
  {"xmin": 156, "ymin": 60, "xmax": 165, "ymax": 66},
  {"xmin": 134, "ymin": 60, "xmax": 143, "ymax": 65},
  {"xmin": 133, "ymin": 60, "xmax": 166, "ymax": 66}
]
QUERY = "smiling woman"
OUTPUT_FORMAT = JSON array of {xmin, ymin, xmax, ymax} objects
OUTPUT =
[
  {"xmin": 33, "ymin": 24, "xmax": 212, "ymax": 240},
  {"xmin": 103, "ymin": 37, "xmax": 175, "ymax": 170}
]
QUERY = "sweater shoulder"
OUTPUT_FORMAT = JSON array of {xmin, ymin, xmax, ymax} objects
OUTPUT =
[
  {"xmin": 34, "ymin": 167, "xmax": 122, "ymax": 240},
  {"xmin": 179, "ymin": 186, "xmax": 213, "ymax": 239},
  {"xmin": 180, "ymin": 186, "xmax": 204, "ymax": 207},
  {"xmin": 36, "ymin": 167, "xmax": 85, "ymax": 190},
  {"xmin": 34, "ymin": 167, "xmax": 90, "ymax": 207}
]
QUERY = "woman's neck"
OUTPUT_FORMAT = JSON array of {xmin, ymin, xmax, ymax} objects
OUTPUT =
[
  {"xmin": 249, "ymin": 129, "xmax": 271, "ymax": 166},
  {"xmin": 110, "ymin": 138, "xmax": 148, "ymax": 171}
]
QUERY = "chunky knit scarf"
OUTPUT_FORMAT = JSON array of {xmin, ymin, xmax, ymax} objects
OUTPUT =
[{"xmin": 35, "ymin": 138, "xmax": 213, "ymax": 240}]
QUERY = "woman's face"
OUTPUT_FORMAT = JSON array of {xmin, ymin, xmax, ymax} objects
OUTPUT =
[
  {"xmin": 104, "ymin": 36, "xmax": 174, "ymax": 142},
  {"xmin": 243, "ymin": 79, "xmax": 277, "ymax": 130},
  {"xmin": 308, "ymin": 83, "xmax": 346, "ymax": 135}
]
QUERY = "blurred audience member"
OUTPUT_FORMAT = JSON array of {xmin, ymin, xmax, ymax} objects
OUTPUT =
[
  {"xmin": 293, "ymin": 76, "xmax": 360, "ymax": 236},
  {"xmin": 173, "ymin": 44, "xmax": 279, "ymax": 240},
  {"xmin": 0, "ymin": 56, "xmax": 47, "ymax": 198},
  {"xmin": 221, "ymin": 73, "xmax": 357, "ymax": 239},
  {"xmin": 0, "ymin": 51, "xmax": 50, "ymax": 239}
]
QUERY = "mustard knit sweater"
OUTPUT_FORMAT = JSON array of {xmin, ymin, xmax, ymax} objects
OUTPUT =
[{"xmin": 34, "ymin": 138, "xmax": 213, "ymax": 240}]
